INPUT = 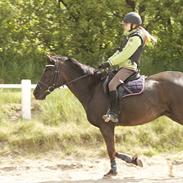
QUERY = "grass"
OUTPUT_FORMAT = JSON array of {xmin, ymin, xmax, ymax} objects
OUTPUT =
[{"xmin": 1, "ymin": 89, "xmax": 183, "ymax": 157}]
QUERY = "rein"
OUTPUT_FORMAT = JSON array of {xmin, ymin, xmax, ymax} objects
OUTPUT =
[{"xmin": 62, "ymin": 73, "xmax": 90, "ymax": 86}]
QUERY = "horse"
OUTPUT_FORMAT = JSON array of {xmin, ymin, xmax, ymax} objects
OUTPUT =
[{"xmin": 33, "ymin": 55, "xmax": 183, "ymax": 177}]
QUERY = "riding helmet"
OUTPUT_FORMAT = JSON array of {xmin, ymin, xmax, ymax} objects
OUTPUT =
[{"xmin": 123, "ymin": 12, "xmax": 142, "ymax": 25}]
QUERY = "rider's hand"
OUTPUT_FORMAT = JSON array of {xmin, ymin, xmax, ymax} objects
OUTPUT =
[{"xmin": 98, "ymin": 62, "xmax": 110, "ymax": 69}]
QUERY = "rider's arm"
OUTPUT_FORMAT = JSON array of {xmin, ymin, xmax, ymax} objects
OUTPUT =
[
  {"xmin": 107, "ymin": 36, "xmax": 142, "ymax": 67},
  {"xmin": 108, "ymin": 50, "xmax": 120, "ymax": 60}
]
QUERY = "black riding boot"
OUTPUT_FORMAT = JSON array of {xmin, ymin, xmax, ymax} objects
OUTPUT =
[{"xmin": 103, "ymin": 91, "xmax": 119, "ymax": 123}]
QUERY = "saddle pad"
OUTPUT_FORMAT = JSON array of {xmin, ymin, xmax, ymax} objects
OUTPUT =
[{"xmin": 118, "ymin": 75, "xmax": 145, "ymax": 99}]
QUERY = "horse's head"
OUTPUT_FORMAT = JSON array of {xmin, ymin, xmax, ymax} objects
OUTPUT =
[{"xmin": 33, "ymin": 55, "xmax": 67, "ymax": 100}]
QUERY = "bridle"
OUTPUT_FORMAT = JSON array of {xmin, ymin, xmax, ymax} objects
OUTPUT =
[
  {"xmin": 37, "ymin": 59, "xmax": 90, "ymax": 95},
  {"xmin": 37, "ymin": 60, "xmax": 61, "ymax": 94}
]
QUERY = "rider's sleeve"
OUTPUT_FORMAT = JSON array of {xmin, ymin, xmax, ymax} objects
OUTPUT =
[
  {"xmin": 108, "ymin": 50, "xmax": 120, "ymax": 60},
  {"xmin": 108, "ymin": 36, "xmax": 141, "ymax": 67}
]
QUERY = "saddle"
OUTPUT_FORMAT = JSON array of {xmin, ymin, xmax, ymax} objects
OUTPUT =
[{"xmin": 103, "ymin": 70, "xmax": 145, "ymax": 99}]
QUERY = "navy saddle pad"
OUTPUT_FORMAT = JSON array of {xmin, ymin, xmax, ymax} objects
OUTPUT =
[{"xmin": 118, "ymin": 75, "xmax": 145, "ymax": 99}]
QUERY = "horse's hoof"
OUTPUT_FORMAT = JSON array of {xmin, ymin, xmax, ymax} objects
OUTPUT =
[
  {"xmin": 103, "ymin": 169, "xmax": 117, "ymax": 178},
  {"xmin": 136, "ymin": 158, "xmax": 143, "ymax": 167},
  {"xmin": 132, "ymin": 155, "xmax": 143, "ymax": 167}
]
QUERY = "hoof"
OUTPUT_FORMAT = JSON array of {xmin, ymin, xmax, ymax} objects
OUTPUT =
[
  {"xmin": 132, "ymin": 155, "xmax": 143, "ymax": 167},
  {"xmin": 103, "ymin": 169, "xmax": 118, "ymax": 178}
]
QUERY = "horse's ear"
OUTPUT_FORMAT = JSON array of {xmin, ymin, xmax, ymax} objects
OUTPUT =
[{"xmin": 47, "ymin": 55, "xmax": 55, "ymax": 65}]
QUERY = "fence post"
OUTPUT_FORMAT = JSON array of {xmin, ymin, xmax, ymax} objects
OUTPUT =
[{"xmin": 21, "ymin": 80, "xmax": 31, "ymax": 120}]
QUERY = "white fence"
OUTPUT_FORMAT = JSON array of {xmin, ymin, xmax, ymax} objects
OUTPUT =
[{"xmin": 0, "ymin": 80, "xmax": 36, "ymax": 120}]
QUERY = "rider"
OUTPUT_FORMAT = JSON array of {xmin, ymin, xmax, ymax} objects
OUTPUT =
[{"xmin": 99, "ymin": 12, "xmax": 157, "ymax": 123}]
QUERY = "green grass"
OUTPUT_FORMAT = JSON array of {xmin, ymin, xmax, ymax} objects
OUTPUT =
[
  {"xmin": 0, "ymin": 89, "xmax": 20, "ymax": 104},
  {"xmin": 1, "ymin": 89, "xmax": 183, "ymax": 157}
]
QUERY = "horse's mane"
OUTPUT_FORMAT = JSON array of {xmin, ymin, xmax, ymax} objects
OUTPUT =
[
  {"xmin": 49, "ymin": 55, "xmax": 100, "ymax": 80},
  {"xmin": 65, "ymin": 57, "xmax": 96, "ymax": 75},
  {"xmin": 65, "ymin": 57, "xmax": 104, "ymax": 86}
]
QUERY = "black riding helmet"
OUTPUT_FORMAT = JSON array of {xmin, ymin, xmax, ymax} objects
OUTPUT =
[{"xmin": 123, "ymin": 12, "xmax": 142, "ymax": 25}]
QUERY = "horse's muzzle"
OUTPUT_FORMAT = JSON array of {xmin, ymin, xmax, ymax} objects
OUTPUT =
[{"xmin": 33, "ymin": 89, "xmax": 47, "ymax": 100}]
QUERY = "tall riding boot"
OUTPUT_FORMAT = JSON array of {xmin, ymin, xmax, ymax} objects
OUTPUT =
[{"xmin": 103, "ymin": 91, "xmax": 119, "ymax": 123}]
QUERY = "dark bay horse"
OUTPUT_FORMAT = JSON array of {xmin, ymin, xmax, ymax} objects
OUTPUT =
[{"xmin": 33, "ymin": 55, "xmax": 183, "ymax": 176}]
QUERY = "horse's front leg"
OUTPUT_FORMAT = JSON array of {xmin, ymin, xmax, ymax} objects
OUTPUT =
[{"xmin": 100, "ymin": 123, "xmax": 117, "ymax": 177}]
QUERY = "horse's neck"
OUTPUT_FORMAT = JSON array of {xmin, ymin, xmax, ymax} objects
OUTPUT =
[
  {"xmin": 67, "ymin": 81, "xmax": 92, "ymax": 110},
  {"xmin": 63, "ymin": 62, "xmax": 96, "ymax": 110}
]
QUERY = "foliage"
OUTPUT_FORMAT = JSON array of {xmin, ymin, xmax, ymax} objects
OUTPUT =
[{"xmin": 1, "ymin": 0, "xmax": 183, "ymax": 83}]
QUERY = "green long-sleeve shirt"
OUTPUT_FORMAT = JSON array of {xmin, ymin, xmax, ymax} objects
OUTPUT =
[{"xmin": 108, "ymin": 35, "xmax": 142, "ymax": 70}]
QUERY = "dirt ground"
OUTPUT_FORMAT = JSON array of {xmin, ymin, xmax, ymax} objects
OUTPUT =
[{"xmin": 1, "ymin": 152, "xmax": 183, "ymax": 183}]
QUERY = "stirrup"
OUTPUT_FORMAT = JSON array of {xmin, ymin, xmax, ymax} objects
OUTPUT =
[{"xmin": 103, "ymin": 112, "xmax": 119, "ymax": 123}]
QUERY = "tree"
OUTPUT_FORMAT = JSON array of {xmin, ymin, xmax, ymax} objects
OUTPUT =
[{"xmin": 1, "ymin": 0, "xmax": 183, "ymax": 83}]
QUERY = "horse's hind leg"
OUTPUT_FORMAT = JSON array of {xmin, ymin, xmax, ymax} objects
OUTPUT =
[
  {"xmin": 100, "ymin": 123, "xmax": 117, "ymax": 176},
  {"xmin": 115, "ymin": 153, "xmax": 143, "ymax": 167}
]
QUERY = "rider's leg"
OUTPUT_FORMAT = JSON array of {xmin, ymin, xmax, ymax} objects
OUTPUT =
[
  {"xmin": 104, "ymin": 90, "xmax": 119, "ymax": 123},
  {"xmin": 103, "ymin": 68, "xmax": 135, "ymax": 123}
]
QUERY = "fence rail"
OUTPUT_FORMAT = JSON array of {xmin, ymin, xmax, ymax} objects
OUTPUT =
[
  {"xmin": 0, "ymin": 80, "xmax": 36, "ymax": 120},
  {"xmin": 0, "ymin": 84, "xmax": 36, "ymax": 89}
]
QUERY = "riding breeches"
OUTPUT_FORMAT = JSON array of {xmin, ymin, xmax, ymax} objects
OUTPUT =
[{"xmin": 108, "ymin": 67, "xmax": 136, "ymax": 91}]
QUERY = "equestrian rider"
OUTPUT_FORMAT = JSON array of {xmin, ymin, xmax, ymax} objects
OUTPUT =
[{"xmin": 99, "ymin": 12, "xmax": 157, "ymax": 123}]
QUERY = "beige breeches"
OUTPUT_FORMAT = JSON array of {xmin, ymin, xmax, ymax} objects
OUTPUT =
[{"xmin": 108, "ymin": 68, "xmax": 136, "ymax": 91}]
